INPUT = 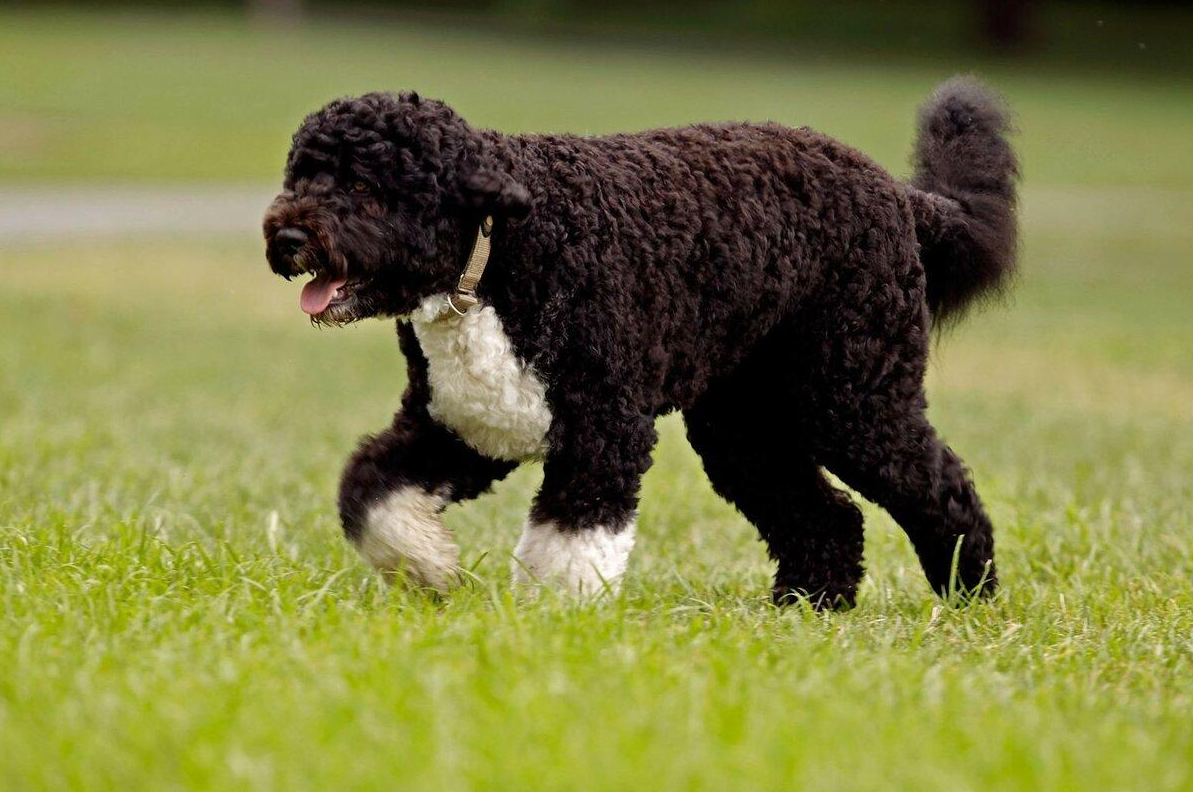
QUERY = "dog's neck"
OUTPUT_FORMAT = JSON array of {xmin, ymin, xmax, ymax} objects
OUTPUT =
[{"xmin": 446, "ymin": 215, "xmax": 494, "ymax": 316}]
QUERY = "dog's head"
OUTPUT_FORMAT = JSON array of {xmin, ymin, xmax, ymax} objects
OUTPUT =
[{"xmin": 263, "ymin": 92, "xmax": 530, "ymax": 325}]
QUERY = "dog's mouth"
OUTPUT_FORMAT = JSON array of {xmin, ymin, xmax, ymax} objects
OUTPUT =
[
  {"xmin": 300, "ymin": 272, "xmax": 351, "ymax": 316},
  {"xmin": 301, "ymin": 274, "xmax": 376, "ymax": 326},
  {"xmin": 266, "ymin": 226, "xmax": 397, "ymax": 325},
  {"xmin": 282, "ymin": 247, "xmax": 367, "ymax": 323}
]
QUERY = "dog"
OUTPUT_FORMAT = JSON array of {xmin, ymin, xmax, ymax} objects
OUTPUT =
[{"xmin": 263, "ymin": 77, "xmax": 1017, "ymax": 607}]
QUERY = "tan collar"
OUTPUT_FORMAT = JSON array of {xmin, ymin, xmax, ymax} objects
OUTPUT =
[{"xmin": 447, "ymin": 215, "xmax": 494, "ymax": 316}]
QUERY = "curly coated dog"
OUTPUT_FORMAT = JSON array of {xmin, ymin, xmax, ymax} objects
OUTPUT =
[{"xmin": 263, "ymin": 77, "xmax": 1018, "ymax": 608}]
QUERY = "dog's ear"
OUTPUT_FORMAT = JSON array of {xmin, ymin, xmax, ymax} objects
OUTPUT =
[{"xmin": 458, "ymin": 169, "xmax": 532, "ymax": 221}]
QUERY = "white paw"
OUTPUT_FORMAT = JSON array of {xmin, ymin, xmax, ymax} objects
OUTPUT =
[
  {"xmin": 511, "ymin": 519, "xmax": 636, "ymax": 597},
  {"xmin": 355, "ymin": 487, "xmax": 460, "ymax": 591}
]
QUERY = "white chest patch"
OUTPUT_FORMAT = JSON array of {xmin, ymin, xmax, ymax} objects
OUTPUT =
[{"xmin": 410, "ymin": 296, "xmax": 552, "ymax": 461}]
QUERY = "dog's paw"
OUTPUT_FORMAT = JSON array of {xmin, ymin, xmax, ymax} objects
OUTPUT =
[
  {"xmin": 510, "ymin": 519, "xmax": 635, "ymax": 599},
  {"xmin": 354, "ymin": 487, "xmax": 461, "ymax": 592},
  {"xmin": 771, "ymin": 582, "xmax": 858, "ymax": 611}
]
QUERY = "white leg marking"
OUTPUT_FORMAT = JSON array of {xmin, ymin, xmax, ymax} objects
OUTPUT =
[
  {"xmin": 356, "ymin": 487, "xmax": 460, "ymax": 591},
  {"xmin": 512, "ymin": 519, "xmax": 636, "ymax": 597}
]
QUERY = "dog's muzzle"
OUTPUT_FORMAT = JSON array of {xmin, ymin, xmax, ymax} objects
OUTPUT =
[{"xmin": 273, "ymin": 226, "xmax": 309, "ymax": 260}]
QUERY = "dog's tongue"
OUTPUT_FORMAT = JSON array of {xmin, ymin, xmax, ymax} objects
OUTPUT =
[{"xmin": 300, "ymin": 275, "xmax": 347, "ymax": 315}]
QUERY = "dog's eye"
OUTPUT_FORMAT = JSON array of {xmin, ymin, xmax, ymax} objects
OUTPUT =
[{"xmin": 351, "ymin": 181, "xmax": 371, "ymax": 194}]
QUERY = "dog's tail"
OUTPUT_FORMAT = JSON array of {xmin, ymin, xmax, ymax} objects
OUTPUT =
[{"xmin": 907, "ymin": 77, "xmax": 1019, "ymax": 325}]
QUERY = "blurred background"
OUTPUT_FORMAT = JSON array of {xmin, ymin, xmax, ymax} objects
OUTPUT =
[
  {"xmin": 3, "ymin": 4, "xmax": 1193, "ymax": 789},
  {"xmin": 2, "ymin": 0, "xmax": 1192, "ymax": 187},
  {"xmin": 1, "ymin": 0, "xmax": 1190, "ymax": 572}
]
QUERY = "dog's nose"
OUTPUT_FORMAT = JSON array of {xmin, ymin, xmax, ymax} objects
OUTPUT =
[{"xmin": 274, "ymin": 227, "xmax": 308, "ymax": 258}]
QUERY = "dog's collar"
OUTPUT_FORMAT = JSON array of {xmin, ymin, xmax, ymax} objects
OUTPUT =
[{"xmin": 447, "ymin": 215, "xmax": 493, "ymax": 316}]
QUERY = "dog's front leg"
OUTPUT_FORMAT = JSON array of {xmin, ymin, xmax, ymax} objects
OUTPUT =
[
  {"xmin": 512, "ymin": 411, "xmax": 658, "ymax": 597},
  {"xmin": 339, "ymin": 409, "xmax": 516, "ymax": 591}
]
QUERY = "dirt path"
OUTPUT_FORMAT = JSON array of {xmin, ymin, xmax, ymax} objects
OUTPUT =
[
  {"xmin": 0, "ymin": 185, "xmax": 275, "ymax": 242},
  {"xmin": 3, "ymin": 183, "xmax": 1190, "ymax": 245}
]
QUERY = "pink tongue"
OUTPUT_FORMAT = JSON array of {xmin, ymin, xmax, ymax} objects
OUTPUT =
[{"xmin": 300, "ymin": 275, "xmax": 347, "ymax": 315}]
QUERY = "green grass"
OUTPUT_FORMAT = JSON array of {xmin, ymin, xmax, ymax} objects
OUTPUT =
[
  {"xmin": 2, "ymin": 8, "xmax": 1193, "ymax": 188},
  {"xmin": 3, "ymin": 9, "xmax": 1193, "ymax": 792}
]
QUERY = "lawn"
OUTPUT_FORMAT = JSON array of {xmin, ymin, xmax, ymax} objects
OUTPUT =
[
  {"xmin": 2, "ymin": 9, "xmax": 1193, "ymax": 792},
  {"xmin": 3, "ymin": 7, "xmax": 1193, "ymax": 188}
]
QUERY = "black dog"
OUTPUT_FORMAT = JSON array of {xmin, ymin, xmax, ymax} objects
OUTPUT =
[{"xmin": 264, "ymin": 77, "xmax": 1017, "ymax": 607}]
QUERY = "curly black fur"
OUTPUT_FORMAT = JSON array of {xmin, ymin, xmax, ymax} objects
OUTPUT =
[
  {"xmin": 910, "ymin": 77, "xmax": 1019, "ymax": 324},
  {"xmin": 265, "ymin": 78, "xmax": 1018, "ymax": 607}
]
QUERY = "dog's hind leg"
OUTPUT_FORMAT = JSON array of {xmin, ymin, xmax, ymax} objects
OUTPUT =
[
  {"xmin": 799, "ymin": 243, "xmax": 998, "ymax": 600},
  {"xmin": 683, "ymin": 376, "xmax": 865, "ymax": 609},
  {"xmin": 813, "ymin": 400, "xmax": 997, "ymax": 601}
]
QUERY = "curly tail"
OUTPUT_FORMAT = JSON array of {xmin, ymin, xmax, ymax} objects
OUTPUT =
[{"xmin": 907, "ymin": 77, "xmax": 1019, "ymax": 324}]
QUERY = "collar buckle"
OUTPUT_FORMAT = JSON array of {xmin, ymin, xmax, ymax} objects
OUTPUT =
[{"xmin": 448, "ymin": 215, "xmax": 494, "ymax": 316}]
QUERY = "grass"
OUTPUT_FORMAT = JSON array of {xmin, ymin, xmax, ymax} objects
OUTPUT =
[
  {"xmin": 2, "ymin": 7, "xmax": 1193, "ymax": 188},
  {"xmin": 3, "ymin": 9, "xmax": 1193, "ymax": 792}
]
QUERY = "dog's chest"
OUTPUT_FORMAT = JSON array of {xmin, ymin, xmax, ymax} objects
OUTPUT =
[{"xmin": 410, "ymin": 297, "xmax": 552, "ymax": 461}]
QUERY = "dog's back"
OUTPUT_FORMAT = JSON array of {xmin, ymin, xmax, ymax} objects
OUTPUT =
[{"xmin": 492, "ymin": 119, "xmax": 926, "ymax": 403}]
